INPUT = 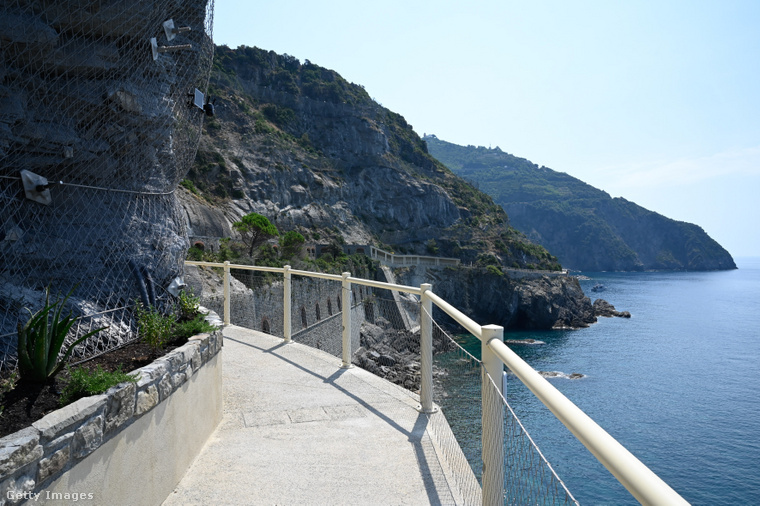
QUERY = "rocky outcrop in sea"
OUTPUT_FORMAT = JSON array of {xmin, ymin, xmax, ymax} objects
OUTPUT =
[
  {"xmin": 593, "ymin": 299, "xmax": 632, "ymax": 318},
  {"xmin": 391, "ymin": 265, "xmax": 599, "ymax": 330}
]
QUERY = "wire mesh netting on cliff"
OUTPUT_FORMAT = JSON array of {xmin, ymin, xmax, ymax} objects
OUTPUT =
[{"xmin": 0, "ymin": 1, "xmax": 215, "ymax": 369}]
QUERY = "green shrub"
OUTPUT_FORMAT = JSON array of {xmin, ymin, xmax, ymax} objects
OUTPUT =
[
  {"xmin": 261, "ymin": 104, "xmax": 296, "ymax": 127},
  {"xmin": 177, "ymin": 290, "xmax": 201, "ymax": 322},
  {"xmin": 0, "ymin": 371, "xmax": 17, "ymax": 396},
  {"xmin": 60, "ymin": 365, "xmax": 138, "ymax": 406},
  {"xmin": 476, "ymin": 254, "xmax": 500, "ymax": 266},
  {"xmin": 135, "ymin": 303, "xmax": 175, "ymax": 353},
  {"xmin": 180, "ymin": 179, "xmax": 199, "ymax": 195},
  {"xmin": 186, "ymin": 246, "xmax": 205, "ymax": 261},
  {"xmin": 486, "ymin": 265, "xmax": 504, "ymax": 277},
  {"xmin": 256, "ymin": 244, "xmax": 281, "ymax": 266},
  {"xmin": 280, "ymin": 230, "xmax": 305, "ymax": 259},
  {"xmin": 217, "ymin": 237, "xmax": 237, "ymax": 262},
  {"xmin": 254, "ymin": 118, "xmax": 274, "ymax": 134},
  {"xmin": 0, "ymin": 371, "xmax": 18, "ymax": 416},
  {"xmin": 17, "ymin": 287, "xmax": 108, "ymax": 384},
  {"xmin": 204, "ymin": 117, "xmax": 221, "ymax": 134},
  {"xmin": 172, "ymin": 314, "xmax": 218, "ymax": 341}
]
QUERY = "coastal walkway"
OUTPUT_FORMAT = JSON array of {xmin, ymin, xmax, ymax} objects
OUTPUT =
[{"xmin": 162, "ymin": 325, "xmax": 478, "ymax": 506}]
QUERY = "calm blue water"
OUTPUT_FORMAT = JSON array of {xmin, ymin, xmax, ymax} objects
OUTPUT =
[{"xmin": 440, "ymin": 258, "xmax": 760, "ymax": 505}]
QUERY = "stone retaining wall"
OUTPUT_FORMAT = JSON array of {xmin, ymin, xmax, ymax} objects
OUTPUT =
[{"xmin": 0, "ymin": 325, "xmax": 223, "ymax": 505}]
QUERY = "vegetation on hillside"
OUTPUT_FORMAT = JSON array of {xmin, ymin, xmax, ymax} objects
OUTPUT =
[{"xmin": 425, "ymin": 135, "xmax": 735, "ymax": 271}]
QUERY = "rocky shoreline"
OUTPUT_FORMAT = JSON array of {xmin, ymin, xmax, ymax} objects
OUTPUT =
[
  {"xmin": 352, "ymin": 318, "xmax": 454, "ymax": 393},
  {"xmin": 351, "ymin": 288, "xmax": 631, "ymax": 391},
  {"xmin": 391, "ymin": 265, "xmax": 630, "ymax": 331}
]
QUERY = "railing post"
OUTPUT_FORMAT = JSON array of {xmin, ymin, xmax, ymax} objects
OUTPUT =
[
  {"xmin": 418, "ymin": 284, "xmax": 437, "ymax": 413},
  {"xmin": 283, "ymin": 265, "xmax": 292, "ymax": 343},
  {"xmin": 341, "ymin": 272, "xmax": 353, "ymax": 368},
  {"xmin": 481, "ymin": 324, "xmax": 505, "ymax": 506},
  {"xmin": 223, "ymin": 261, "xmax": 231, "ymax": 326}
]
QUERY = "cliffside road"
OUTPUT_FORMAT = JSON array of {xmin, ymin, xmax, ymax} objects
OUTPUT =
[{"xmin": 163, "ymin": 326, "xmax": 478, "ymax": 505}]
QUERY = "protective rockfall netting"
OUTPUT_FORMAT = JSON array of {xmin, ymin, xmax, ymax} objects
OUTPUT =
[{"xmin": 0, "ymin": 0, "xmax": 215, "ymax": 369}]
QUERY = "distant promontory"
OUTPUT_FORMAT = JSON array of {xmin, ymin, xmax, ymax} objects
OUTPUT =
[{"xmin": 425, "ymin": 135, "xmax": 736, "ymax": 272}]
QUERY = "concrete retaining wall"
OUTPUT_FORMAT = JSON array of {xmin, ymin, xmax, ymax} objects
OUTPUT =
[{"xmin": 0, "ymin": 328, "xmax": 223, "ymax": 505}]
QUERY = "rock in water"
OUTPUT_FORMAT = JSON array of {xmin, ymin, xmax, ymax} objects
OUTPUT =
[{"xmin": 593, "ymin": 299, "xmax": 632, "ymax": 318}]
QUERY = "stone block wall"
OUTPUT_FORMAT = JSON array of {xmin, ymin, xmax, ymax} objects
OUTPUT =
[
  {"xmin": 191, "ymin": 265, "xmax": 375, "ymax": 338},
  {"xmin": 0, "ymin": 327, "xmax": 222, "ymax": 504}
]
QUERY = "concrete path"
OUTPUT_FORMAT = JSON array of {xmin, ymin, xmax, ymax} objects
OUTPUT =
[{"xmin": 162, "ymin": 325, "xmax": 479, "ymax": 506}]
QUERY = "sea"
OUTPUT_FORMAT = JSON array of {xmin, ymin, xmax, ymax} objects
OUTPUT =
[{"xmin": 436, "ymin": 257, "xmax": 760, "ymax": 505}]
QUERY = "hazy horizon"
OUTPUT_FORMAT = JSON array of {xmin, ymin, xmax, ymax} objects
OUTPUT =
[{"xmin": 214, "ymin": 0, "xmax": 760, "ymax": 258}]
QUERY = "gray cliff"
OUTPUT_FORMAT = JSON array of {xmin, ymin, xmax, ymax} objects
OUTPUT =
[
  {"xmin": 390, "ymin": 266, "xmax": 597, "ymax": 330},
  {"xmin": 1, "ymin": 1, "xmax": 214, "ymax": 347},
  {"xmin": 181, "ymin": 46, "xmax": 601, "ymax": 330}
]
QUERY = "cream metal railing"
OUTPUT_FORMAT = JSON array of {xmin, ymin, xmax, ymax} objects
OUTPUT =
[
  {"xmin": 368, "ymin": 245, "xmax": 461, "ymax": 267},
  {"xmin": 185, "ymin": 260, "xmax": 688, "ymax": 505}
]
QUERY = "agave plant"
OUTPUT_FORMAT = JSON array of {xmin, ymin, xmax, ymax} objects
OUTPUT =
[{"xmin": 17, "ymin": 287, "xmax": 108, "ymax": 384}]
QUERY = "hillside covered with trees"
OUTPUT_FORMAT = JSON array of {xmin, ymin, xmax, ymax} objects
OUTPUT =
[{"xmin": 425, "ymin": 135, "xmax": 736, "ymax": 271}]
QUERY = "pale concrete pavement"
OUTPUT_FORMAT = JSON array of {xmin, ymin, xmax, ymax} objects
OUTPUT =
[{"xmin": 162, "ymin": 325, "xmax": 478, "ymax": 506}]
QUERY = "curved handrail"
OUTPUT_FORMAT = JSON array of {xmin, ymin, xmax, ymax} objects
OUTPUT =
[
  {"xmin": 486, "ymin": 338, "xmax": 688, "ymax": 505},
  {"xmin": 184, "ymin": 260, "xmax": 688, "ymax": 504}
]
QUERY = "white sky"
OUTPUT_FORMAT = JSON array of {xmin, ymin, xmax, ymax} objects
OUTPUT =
[{"xmin": 213, "ymin": 0, "xmax": 760, "ymax": 257}]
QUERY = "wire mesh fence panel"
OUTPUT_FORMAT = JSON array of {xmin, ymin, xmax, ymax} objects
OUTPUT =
[
  {"xmin": 0, "ymin": 1, "xmax": 215, "ymax": 370},
  {"xmin": 292, "ymin": 276, "xmax": 344, "ymax": 358},
  {"xmin": 431, "ymin": 321, "xmax": 484, "ymax": 484},
  {"xmin": 482, "ymin": 371, "xmax": 579, "ymax": 506},
  {"xmin": 430, "ymin": 315, "xmax": 578, "ymax": 505},
  {"xmin": 225, "ymin": 268, "xmax": 283, "ymax": 335},
  {"xmin": 352, "ymin": 294, "xmax": 423, "ymax": 392},
  {"xmin": 68, "ymin": 305, "xmax": 136, "ymax": 364}
]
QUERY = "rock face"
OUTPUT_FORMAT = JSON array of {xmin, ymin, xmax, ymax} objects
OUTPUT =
[
  {"xmin": 513, "ymin": 276, "xmax": 598, "ymax": 329},
  {"xmin": 392, "ymin": 265, "xmax": 597, "ymax": 330},
  {"xmin": 185, "ymin": 46, "xmax": 561, "ymax": 270},
  {"xmin": 174, "ymin": 46, "xmax": 591, "ymax": 332},
  {"xmin": 0, "ymin": 2, "xmax": 214, "ymax": 344},
  {"xmin": 426, "ymin": 135, "xmax": 737, "ymax": 272},
  {"xmin": 593, "ymin": 299, "xmax": 631, "ymax": 318},
  {"xmin": 353, "ymin": 319, "xmax": 456, "ymax": 392},
  {"xmin": 165, "ymin": 46, "xmax": 610, "ymax": 336}
]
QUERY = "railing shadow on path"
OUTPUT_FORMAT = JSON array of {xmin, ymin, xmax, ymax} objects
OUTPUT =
[
  {"xmin": 186, "ymin": 260, "xmax": 688, "ymax": 505},
  {"xmin": 224, "ymin": 333, "xmax": 450, "ymax": 505}
]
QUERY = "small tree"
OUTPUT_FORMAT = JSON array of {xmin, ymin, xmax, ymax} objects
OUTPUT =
[
  {"xmin": 233, "ymin": 213, "xmax": 279, "ymax": 257},
  {"xmin": 279, "ymin": 230, "xmax": 305, "ymax": 259}
]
